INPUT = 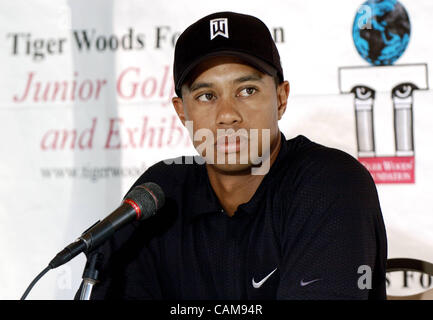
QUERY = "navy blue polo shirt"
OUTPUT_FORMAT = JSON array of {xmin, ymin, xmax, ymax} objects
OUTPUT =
[{"xmin": 81, "ymin": 134, "xmax": 387, "ymax": 300}]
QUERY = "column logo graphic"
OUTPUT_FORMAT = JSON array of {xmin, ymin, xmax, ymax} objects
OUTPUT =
[{"xmin": 339, "ymin": 0, "xmax": 429, "ymax": 184}]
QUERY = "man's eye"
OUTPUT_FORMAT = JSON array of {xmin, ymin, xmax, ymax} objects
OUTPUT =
[
  {"xmin": 197, "ymin": 93, "xmax": 215, "ymax": 102},
  {"xmin": 238, "ymin": 87, "xmax": 257, "ymax": 97}
]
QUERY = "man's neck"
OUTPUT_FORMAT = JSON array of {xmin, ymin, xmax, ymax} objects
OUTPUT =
[{"xmin": 206, "ymin": 132, "xmax": 282, "ymax": 216}]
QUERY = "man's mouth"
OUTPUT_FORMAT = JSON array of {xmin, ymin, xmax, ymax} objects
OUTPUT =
[{"xmin": 215, "ymin": 133, "xmax": 249, "ymax": 154}]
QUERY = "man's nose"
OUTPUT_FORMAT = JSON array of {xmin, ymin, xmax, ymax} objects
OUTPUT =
[{"xmin": 216, "ymin": 97, "xmax": 242, "ymax": 127}]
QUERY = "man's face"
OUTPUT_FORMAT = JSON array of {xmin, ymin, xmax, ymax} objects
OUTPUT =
[{"xmin": 172, "ymin": 56, "xmax": 289, "ymax": 174}]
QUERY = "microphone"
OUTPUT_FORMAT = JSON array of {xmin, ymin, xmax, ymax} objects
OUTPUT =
[{"xmin": 48, "ymin": 182, "xmax": 165, "ymax": 269}]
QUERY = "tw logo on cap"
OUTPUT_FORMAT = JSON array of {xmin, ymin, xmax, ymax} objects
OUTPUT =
[{"xmin": 210, "ymin": 18, "xmax": 229, "ymax": 40}]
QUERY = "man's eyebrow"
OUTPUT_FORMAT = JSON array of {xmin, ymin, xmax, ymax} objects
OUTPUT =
[
  {"xmin": 189, "ymin": 82, "xmax": 213, "ymax": 92},
  {"xmin": 234, "ymin": 73, "xmax": 264, "ymax": 83},
  {"xmin": 188, "ymin": 73, "xmax": 264, "ymax": 92}
]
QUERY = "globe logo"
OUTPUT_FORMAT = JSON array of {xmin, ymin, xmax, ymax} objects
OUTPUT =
[{"xmin": 352, "ymin": 0, "xmax": 411, "ymax": 66}]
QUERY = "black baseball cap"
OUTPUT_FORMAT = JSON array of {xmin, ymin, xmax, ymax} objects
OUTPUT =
[{"xmin": 173, "ymin": 11, "xmax": 284, "ymax": 97}]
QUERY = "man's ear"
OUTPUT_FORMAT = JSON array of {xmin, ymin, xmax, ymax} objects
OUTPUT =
[
  {"xmin": 172, "ymin": 96, "xmax": 186, "ymax": 126},
  {"xmin": 276, "ymin": 81, "xmax": 290, "ymax": 120}
]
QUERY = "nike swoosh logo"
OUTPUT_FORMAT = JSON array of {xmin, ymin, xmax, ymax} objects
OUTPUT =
[
  {"xmin": 300, "ymin": 278, "xmax": 322, "ymax": 287},
  {"xmin": 252, "ymin": 268, "xmax": 277, "ymax": 289}
]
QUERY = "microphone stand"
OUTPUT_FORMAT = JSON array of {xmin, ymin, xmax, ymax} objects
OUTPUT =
[{"xmin": 79, "ymin": 250, "xmax": 102, "ymax": 300}]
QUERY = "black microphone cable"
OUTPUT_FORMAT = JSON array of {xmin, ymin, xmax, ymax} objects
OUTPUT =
[{"xmin": 20, "ymin": 265, "xmax": 51, "ymax": 300}]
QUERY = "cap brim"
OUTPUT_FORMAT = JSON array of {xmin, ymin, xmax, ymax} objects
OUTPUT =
[{"xmin": 175, "ymin": 50, "xmax": 279, "ymax": 96}]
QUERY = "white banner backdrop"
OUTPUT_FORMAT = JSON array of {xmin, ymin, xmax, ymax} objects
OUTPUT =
[{"xmin": 0, "ymin": 0, "xmax": 432, "ymax": 299}]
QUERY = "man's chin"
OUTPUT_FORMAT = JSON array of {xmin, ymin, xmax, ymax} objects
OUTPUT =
[{"xmin": 206, "ymin": 162, "xmax": 254, "ymax": 175}]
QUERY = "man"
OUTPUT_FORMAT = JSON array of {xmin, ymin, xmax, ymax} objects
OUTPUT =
[{"xmin": 78, "ymin": 11, "xmax": 387, "ymax": 299}]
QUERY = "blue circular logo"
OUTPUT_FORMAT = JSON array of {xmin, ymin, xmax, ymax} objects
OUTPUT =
[{"xmin": 352, "ymin": 0, "xmax": 411, "ymax": 66}]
